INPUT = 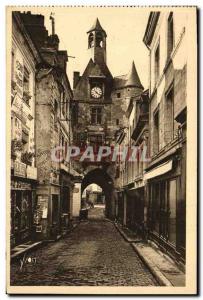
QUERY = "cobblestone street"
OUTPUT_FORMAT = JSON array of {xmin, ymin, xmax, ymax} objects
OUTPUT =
[{"xmin": 10, "ymin": 207, "xmax": 158, "ymax": 286}]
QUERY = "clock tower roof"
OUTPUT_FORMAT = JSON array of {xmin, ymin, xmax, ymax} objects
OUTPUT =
[{"xmin": 87, "ymin": 18, "xmax": 106, "ymax": 36}]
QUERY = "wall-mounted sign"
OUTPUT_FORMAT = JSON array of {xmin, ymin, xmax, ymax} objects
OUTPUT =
[
  {"xmin": 36, "ymin": 225, "xmax": 42, "ymax": 233},
  {"xmin": 27, "ymin": 165, "xmax": 37, "ymax": 180},
  {"xmin": 11, "ymin": 180, "xmax": 31, "ymax": 190},
  {"xmin": 14, "ymin": 161, "xmax": 26, "ymax": 178},
  {"xmin": 36, "ymin": 195, "xmax": 49, "ymax": 221}
]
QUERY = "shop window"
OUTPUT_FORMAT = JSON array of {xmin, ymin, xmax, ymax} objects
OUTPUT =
[
  {"xmin": 167, "ymin": 13, "xmax": 174, "ymax": 59},
  {"xmin": 21, "ymin": 193, "xmax": 30, "ymax": 230},
  {"xmin": 150, "ymin": 179, "xmax": 177, "ymax": 244},
  {"xmin": 91, "ymin": 107, "xmax": 102, "ymax": 124},
  {"xmin": 154, "ymin": 43, "xmax": 160, "ymax": 84},
  {"xmin": 159, "ymin": 181, "xmax": 168, "ymax": 239},
  {"xmin": 168, "ymin": 179, "xmax": 177, "ymax": 245}
]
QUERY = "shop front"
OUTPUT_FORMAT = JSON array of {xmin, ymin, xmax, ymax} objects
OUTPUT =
[
  {"xmin": 125, "ymin": 187, "xmax": 145, "ymax": 234},
  {"xmin": 11, "ymin": 162, "xmax": 37, "ymax": 248},
  {"xmin": 60, "ymin": 170, "xmax": 74, "ymax": 232},
  {"xmin": 145, "ymin": 155, "xmax": 186, "ymax": 261}
]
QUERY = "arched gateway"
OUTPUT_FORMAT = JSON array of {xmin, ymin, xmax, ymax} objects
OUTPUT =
[{"xmin": 81, "ymin": 167, "xmax": 116, "ymax": 219}]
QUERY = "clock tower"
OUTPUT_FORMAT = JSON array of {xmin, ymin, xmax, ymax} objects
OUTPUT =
[
  {"xmin": 73, "ymin": 18, "xmax": 113, "ymax": 166},
  {"xmin": 72, "ymin": 18, "xmax": 144, "ymax": 220},
  {"xmin": 87, "ymin": 18, "xmax": 107, "ymax": 66}
]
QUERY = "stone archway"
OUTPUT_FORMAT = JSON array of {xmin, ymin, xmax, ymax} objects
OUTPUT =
[{"xmin": 81, "ymin": 168, "xmax": 116, "ymax": 219}]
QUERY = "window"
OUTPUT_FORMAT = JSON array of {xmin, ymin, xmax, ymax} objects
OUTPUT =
[
  {"xmin": 61, "ymin": 135, "xmax": 64, "ymax": 147},
  {"xmin": 60, "ymin": 91, "xmax": 66, "ymax": 117},
  {"xmin": 153, "ymin": 109, "xmax": 159, "ymax": 154},
  {"xmin": 54, "ymin": 100, "xmax": 58, "ymax": 123},
  {"xmin": 21, "ymin": 192, "xmax": 30, "ymax": 230},
  {"xmin": 116, "ymin": 119, "xmax": 119, "ymax": 126},
  {"xmin": 117, "ymin": 92, "xmax": 121, "ymax": 98},
  {"xmin": 23, "ymin": 67, "xmax": 30, "ymax": 93},
  {"xmin": 167, "ymin": 13, "xmax": 174, "ymax": 59},
  {"xmin": 89, "ymin": 134, "xmax": 103, "ymax": 152},
  {"xmin": 65, "ymin": 141, "xmax": 68, "ymax": 156},
  {"xmin": 96, "ymin": 32, "xmax": 103, "ymax": 47},
  {"xmin": 88, "ymin": 33, "xmax": 94, "ymax": 48},
  {"xmin": 23, "ymin": 66, "xmax": 30, "ymax": 105},
  {"xmin": 11, "ymin": 50, "xmax": 15, "ymax": 82},
  {"xmin": 154, "ymin": 43, "xmax": 160, "ymax": 84},
  {"xmin": 91, "ymin": 107, "xmax": 102, "ymax": 124},
  {"xmin": 165, "ymin": 87, "xmax": 174, "ymax": 143},
  {"xmin": 89, "ymin": 135, "xmax": 103, "ymax": 146}
]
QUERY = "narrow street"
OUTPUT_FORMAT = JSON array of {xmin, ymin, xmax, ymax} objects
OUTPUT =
[{"xmin": 11, "ymin": 207, "xmax": 157, "ymax": 286}]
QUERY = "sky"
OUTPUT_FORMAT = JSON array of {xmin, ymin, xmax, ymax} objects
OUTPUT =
[{"xmin": 24, "ymin": 7, "xmax": 150, "ymax": 89}]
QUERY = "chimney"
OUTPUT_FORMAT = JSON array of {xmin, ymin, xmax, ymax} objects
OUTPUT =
[
  {"xmin": 73, "ymin": 72, "xmax": 80, "ymax": 89},
  {"xmin": 19, "ymin": 12, "xmax": 48, "ymax": 49},
  {"xmin": 58, "ymin": 51, "xmax": 68, "ymax": 70}
]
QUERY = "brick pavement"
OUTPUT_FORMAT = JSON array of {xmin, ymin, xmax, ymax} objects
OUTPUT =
[{"xmin": 10, "ymin": 207, "xmax": 158, "ymax": 286}]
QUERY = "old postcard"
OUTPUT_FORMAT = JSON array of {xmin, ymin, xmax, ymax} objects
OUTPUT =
[{"xmin": 6, "ymin": 6, "xmax": 197, "ymax": 295}]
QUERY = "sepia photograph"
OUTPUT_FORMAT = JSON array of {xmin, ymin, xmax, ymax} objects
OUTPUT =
[{"xmin": 6, "ymin": 6, "xmax": 197, "ymax": 295}]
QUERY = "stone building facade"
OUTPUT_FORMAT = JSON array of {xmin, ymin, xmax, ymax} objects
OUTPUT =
[
  {"xmin": 11, "ymin": 12, "xmax": 40, "ymax": 247},
  {"xmin": 143, "ymin": 10, "xmax": 194, "ymax": 261},
  {"xmin": 20, "ymin": 12, "xmax": 75, "ymax": 241},
  {"xmin": 114, "ymin": 88, "xmax": 149, "ymax": 233},
  {"xmin": 11, "ymin": 11, "xmax": 76, "ymax": 244}
]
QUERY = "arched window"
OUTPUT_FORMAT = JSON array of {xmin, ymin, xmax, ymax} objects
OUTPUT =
[
  {"xmin": 96, "ymin": 32, "xmax": 103, "ymax": 47},
  {"xmin": 88, "ymin": 33, "xmax": 94, "ymax": 48}
]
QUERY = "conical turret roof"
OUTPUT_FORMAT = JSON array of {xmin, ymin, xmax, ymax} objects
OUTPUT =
[
  {"xmin": 87, "ymin": 18, "xmax": 106, "ymax": 36},
  {"xmin": 125, "ymin": 61, "xmax": 143, "ymax": 89}
]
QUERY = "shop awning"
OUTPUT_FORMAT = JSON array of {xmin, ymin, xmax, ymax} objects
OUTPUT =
[{"xmin": 144, "ymin": 160, "xmax": 173, "ymax": 181}]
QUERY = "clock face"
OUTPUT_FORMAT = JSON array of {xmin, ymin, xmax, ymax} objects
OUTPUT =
[{"xmin": 91, "ymin": 86, "xmax": 103, "ymax": 99}]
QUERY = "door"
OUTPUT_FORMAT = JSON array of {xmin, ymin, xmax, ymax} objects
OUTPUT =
[
  {"xmin": 168, "ymin": 179, "xmax": 177, "ymax": 245},
  {"xmin": 52, "ymin": 195, "xmax": 60, "ymax": 225}
]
